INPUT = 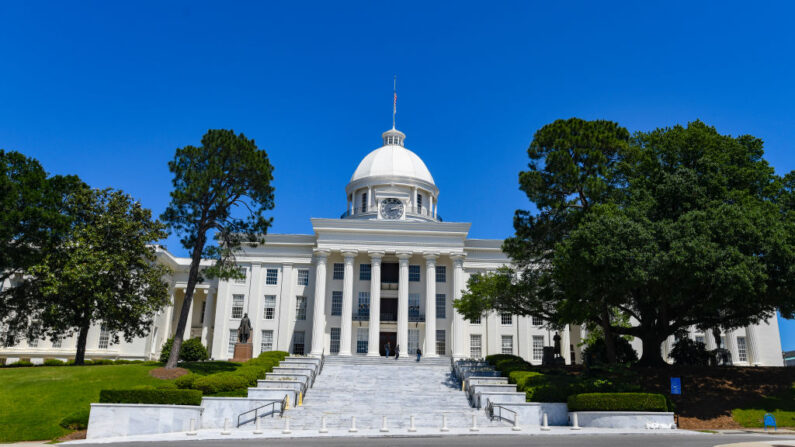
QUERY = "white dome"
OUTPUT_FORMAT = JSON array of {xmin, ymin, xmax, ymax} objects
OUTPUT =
[{"xmin": 350, "ymin": 129, "xmax": 435, "ymax": 185}]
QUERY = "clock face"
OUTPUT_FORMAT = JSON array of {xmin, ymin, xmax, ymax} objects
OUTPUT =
[{"xmin": 380, "ymin": 198, "xmax": 404, "ymax": 220}]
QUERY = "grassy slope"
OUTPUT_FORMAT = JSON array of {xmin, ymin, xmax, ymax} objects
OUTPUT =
[
  {"xmin": 732, "ymin": 383, "xmax": 795, "ymax": 428},
  {"xmin": 0, "ymin": 364, "xmax": 164, "ymax": 442}
]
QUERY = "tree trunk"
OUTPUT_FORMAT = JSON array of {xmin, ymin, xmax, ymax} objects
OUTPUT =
[
  {"xmin": 164, "ymin": 234, "xmax": 206, "ymax": 369},
  {"xmin": 600, "ymin": 307, "xmax": 617, "ymax": 364},
  {"xmin": 74, "ymin": 318, "xmax": 91, "ymax": 366},
  {"xmin": 636, "ymin": 333, "xmax": 667, "ymax": 368}
]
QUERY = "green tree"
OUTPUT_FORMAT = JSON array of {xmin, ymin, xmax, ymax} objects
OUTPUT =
[
  {"xmin": 161, "ymin": 129, "xmax": 274, "ymax": 369},
  {"xmin": 27, "ymin": 187, "xmax": 171, "ymax": 364},
  {"xmin": 457, "ymin": 120, "xmax": 795, "ymax": 367},
  {"xmin": 0, "ymin": 150, "xmax": 79, "ymax": 343}
]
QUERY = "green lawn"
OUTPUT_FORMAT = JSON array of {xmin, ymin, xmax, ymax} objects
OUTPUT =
[
  {"xmin": 732, "ymin": 383, "xmax": 795, "ymax": 428},
  {"xmin": 0, "ymin": 364, "xmax": 166, "ymax": 442}
]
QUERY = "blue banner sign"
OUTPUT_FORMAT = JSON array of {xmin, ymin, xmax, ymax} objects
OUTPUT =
[{"xmin": 670, "ymin": 377, "xmax": 682, "ymax": 395}]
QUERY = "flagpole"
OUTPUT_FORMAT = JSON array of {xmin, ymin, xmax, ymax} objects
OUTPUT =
[{"xmin": 392, "ymin": 75, "xmax": 397, "ymax": 130}]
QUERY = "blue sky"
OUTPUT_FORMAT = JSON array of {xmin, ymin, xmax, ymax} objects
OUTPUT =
[{"xmin": 1, "ymin": 1, "xmax": 793, "ymax": 350}]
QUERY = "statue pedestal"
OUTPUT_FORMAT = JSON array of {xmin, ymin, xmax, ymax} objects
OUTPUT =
[{"xmin": 231, "ymin": 343, "xmax": 253, "ymax": 362}]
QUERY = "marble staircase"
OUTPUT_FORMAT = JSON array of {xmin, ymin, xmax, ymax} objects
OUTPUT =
[{"xmin": 252, "ymin": 354, "xmax": 508, "ymax": 430}]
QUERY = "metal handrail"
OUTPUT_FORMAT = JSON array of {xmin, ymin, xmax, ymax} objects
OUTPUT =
[
  {"xmin": 236, "ymin": 398, "xmax": 286, "ymax": 427},
  {"xmin": 485, "ymin": 401, "xmax": 517, "ymax": 423}
]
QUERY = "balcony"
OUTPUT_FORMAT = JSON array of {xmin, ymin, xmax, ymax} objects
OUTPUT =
[
  {"xmin": 352, "ymin": 310, "xmax": 370, "ymax": 321},
  {"xmin": 381, "ymin": 282, "xmax": 399, "ymax": 290},
  {"xmin": 340, "ymin": 206, "xmax": 442, "ymax": 222}
]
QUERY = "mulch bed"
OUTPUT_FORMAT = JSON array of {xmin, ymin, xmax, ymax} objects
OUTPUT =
[
  {"xmin": 148, "ymin": 367, "xmax": 188, "ymax": 380},
  {"xmin": 57, "ymin": 429, "xmax": 87, "ymax": 441}
]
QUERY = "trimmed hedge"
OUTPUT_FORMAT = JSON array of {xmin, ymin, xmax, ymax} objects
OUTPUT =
[
  {"xmin": 192, "ymin": 372, "xmax": 250, "ymax": 394},
  {"xmin": 99, "ymin": 389, "xmax": 202, "ymax": 406},
  {"xmin": 44, "ymin": 358, "xmax": 65, "ymax": 366},
  {"xmin": 567, "ymin": 393, "xmax": 669, "ymax": 412},
  {"xmin": 175, "ymin": 373, "xmax": 199, "ymax": 389}
]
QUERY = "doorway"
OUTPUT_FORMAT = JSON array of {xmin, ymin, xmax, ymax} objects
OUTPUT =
[
  {"xmin": 380, "ymin": 298, "xmax": 398, "ymax": 322},
  {"xmin": 379, "ymin": 331, "xmax": 397, "ymax": 356}
]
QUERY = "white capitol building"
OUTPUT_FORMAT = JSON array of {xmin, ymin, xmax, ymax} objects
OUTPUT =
[{"xmin": 0, "ymin": 126, "xmax": 785, "ymax": 366}]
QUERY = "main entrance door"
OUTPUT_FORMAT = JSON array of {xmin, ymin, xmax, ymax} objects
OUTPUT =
[{"xmin": 379, "ymin": 331, "xmax": 397, "ymax": 356}]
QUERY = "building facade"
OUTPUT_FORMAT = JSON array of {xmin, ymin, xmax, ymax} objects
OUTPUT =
[{"xmin": 0, "ymin": 127, "xmax": 785, "ymax": 366}]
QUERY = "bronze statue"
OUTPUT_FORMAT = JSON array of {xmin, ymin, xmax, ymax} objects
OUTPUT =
[{"xmin": 237, "ymin": 313, "xmax": 252, "ymax": 344}]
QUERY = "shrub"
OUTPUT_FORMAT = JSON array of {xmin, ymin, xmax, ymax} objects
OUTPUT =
[
  {"xmin": 155, "ymin": 381, "xmax": 178, "ymax": 390},
  {"xmin": 59, "ymin": 408, "xmax": 90, "ymax": 430},
  {"xmin": 99, "ymin": 389, "xmax": 202, "ymax": 406},
  {"xmin": 567, "ymin": 393, "xmax": 669, "ymax": 412},
  {"xmin": 485, "ymin": 354, "xmax": 520, "ymax": 365},
  {"xmin": 44, "ymin": 359, "xmax": 65, "ymax": 366},
  {"xmin": 670, "ymin": 338, "xmax": 710, "ymax": 366},
  {"xmin": 175, "ymin": 373, "xmax": 199, "ymax": 389},
  {"xmin": 90, "ymin": 359, "xmax": 114, "ymax": 365},
  {"xmin": 234, "ymin": 366, "xmax": 268, "ymax": 386},
  {"xmin": 7, "ymin": 360, "xmax": 34, "ymax": 367},
  {"xmin": 258, "ymin": 350, "xmax": 288, "ymax": 361},
  {"xmin": 192, "ymin": 373, "xmax": 249, "ymax": 395},
  {"xmin": 582, "ymin": 337, "xmax": 638, "ymax": 365},
  {"xmin": 159, "ymin": 337, "xmax": 209, "ymax": 362},
  {"xmin": 508, "ymin": 370, "xmax": 543, "ymax": 388}
]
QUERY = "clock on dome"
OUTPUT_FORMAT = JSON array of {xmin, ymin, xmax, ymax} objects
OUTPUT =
[{"xmin": 380, "ymin": 198, "xmax": 403, "ymax": 219}]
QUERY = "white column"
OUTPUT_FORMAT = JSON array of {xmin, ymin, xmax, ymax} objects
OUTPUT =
[
  {"xmin": 201, "ymin": 290, "xmax": 215, "ymax": 347},
  {"xmin": 451, "ymin": 254, "xmax": 466, "ymax": 358},
  {"xmin": 745, "ymin": 324, "xmax": 760, "ymax": 366},
  {"xmin": 210, "ymin": 280, "xmax": 231, "ymax": 359},
  {"xmin": 367, "ymin": 186, "xmax": 373, "ymax": 211},
  {"xmin": 424, "ymin": 253, "xmax": 438, "ymax": 357},
  {"xmin": 561, "ymin": 324, "xmax": 571, "ymax": 365},
  {"xmin": 705, "ymin": 330, "xmax": 717, "ymax": 350},
  {"xmin": 724, "ymin": 329, "xmax": 738, "ymax": 364},
  {"xmin": 276, "ymin": 263, "xmax": 294, "ymax": 351},
  {"xmin": 397, "ymin": 253, "xmax": 411, "ymax": 354},
  {"xmin": 310, "ymin": 250, "xmax": 329, "ymax": 356},
  {"xmin": 339, "ymin": 251, "xmax": 356, "ymax": 356},
  {"xmin": 182, "ymin": 288, "xmax": 194, "ymax": 340},
  {"xmin": 163, "ymin": 288, "xmax": 176, "ymax": 339},
  {"xmin": 367, "ymin": 252, "xmax": 383, "ymax": 356}
]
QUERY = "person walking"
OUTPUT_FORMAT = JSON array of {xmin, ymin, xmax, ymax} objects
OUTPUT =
[
  {"xmin": 395, "ymin": 345, "xmax": 400, "ymax": 360},
  {"xmin": 416, "ymin": 347, "xmax": 422, "ymax": 362},
  {"xmin": 384, "ymin": 341, "xmax": 391, "ymax": 358}
]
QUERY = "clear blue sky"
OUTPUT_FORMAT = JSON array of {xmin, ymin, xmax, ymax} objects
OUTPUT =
[{"xmin": 1, "ymin": 1, "xmax": 793, "ymax": 350}]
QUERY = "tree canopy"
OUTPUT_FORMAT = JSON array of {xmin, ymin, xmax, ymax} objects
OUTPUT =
[
  {"xmin": 26, "ymin": 187, "xmax": 171, "ymax": 364},
  {"xmin": 456, "ymin": 119, "xmax": 795, "ymax": 367},
  {"xmin": 161, "ymin": 129, "xmax": 275, "ymax": 368}
]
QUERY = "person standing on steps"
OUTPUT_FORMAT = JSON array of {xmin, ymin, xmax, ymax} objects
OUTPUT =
[
  {"xmin": 384, "ymin": 341, "xmax": 391, "ymax": 358},
  {"xmin": 416, "ymin": 347, "xmax": 422, "ymax": 362},
  {"xmin": 395, "ymin": 345, "xmax": 400, "ymax": 360}
]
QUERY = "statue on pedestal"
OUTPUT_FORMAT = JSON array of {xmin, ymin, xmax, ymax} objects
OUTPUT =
[{"xmin": 237, "ymin": 313, "xmax": 252, "ymax": 344}]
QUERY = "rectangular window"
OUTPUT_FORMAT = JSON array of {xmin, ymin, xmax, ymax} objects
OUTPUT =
[
  {"xmin": 531, "ymin": 316, "xmax": 542, "ymax": 326},
  {"xmin": 234, "ymin": 268, "xmax": 246, "ymax": 284},
  {"xmin": 98, "ymin": 325, "xmax": 110, "ymax": 349},
  {"xmin": 293, "ymin": 331, "xmax": 305, "ymax": 355},
  {"xmin": 436, "ymin": 266, "xmax": 446, "ymax": 283},
  {"xmin": 470, "ymin": 315, "xmax": 481, "ymax": 324},
  {"xmin": 409, "ymin": 265, "xmax": 420, "ymax": 282},
  {"xmin": 295, "ymin": 296, "xmax": 307, "ymax": 320},
  {"xmin": 261, "ymin": 330, "xmax": 273, "ymax": 353},
  {"xmin": 52, "ymin": 338, "xmax": 62, "ymax": 348},
  {"xmin": 408, "ymin": 329, "xmax": 419, "ymax": 354},
  {"xmin": 720, "ymin": 335, "xmax": 727, "ymax": 350},
  {"xmin": 408, "ymin": 293, "xmax": 420, "ymax": 319},
  {"xmin": 501, "ymin": 313, "xmax": 512, "ymax": 325},
  {"xmin": 501, "ymin": 335, "xmax": 513, "ymax": 355},
  {"xmin": 359, "ymin": 263, "xmax": 371, "ymax": 281},
  {"xmin": 737, "ymin": 336, "xmax": 748, "ymax": 362},
  {"xmin": 356, "ymin": 327, "xmax": 368, "ymax": 354},
  {"xmin": 331, "ymin": 291, "xmax": 342, "ymax": 316},
  {"xmin": 358, "ymin": 291, "xmax": 370, "ymax": 317},
  {"xmin": 228, "ymin": 330, "xmax": 238, "ymax": 356},
  {"xmin": 265, "ymin": 268, "xmax": 278, "ymax": 285},
  {"xmin": 470, "ymin": 334, "xmax": 482, "ymax": 358},
  {"xmin": 28, "ymin": 337, "xmax": 39, "ymax": 348},
  {"xmin": 330, "ymin": 327, "xmax": 341, "ymax": 354},
  {"xmin": 436, "ymin": 294, "xmax": 446, "ymax": 319},
  {"xmin": 297, "ymin": 269, "xmax": 309, "ymax": 286},
  {"xmin": 264, "ymin": 295, "xmax": 276, "ymax": 320},
  {"xmin": 417, "ymin": 194, "xmax": 423, "ymax": 211},
  {"xmin": 361, "ymin": 192, "xmax": 368, "ymax": 212},
  {"xmin": 333, "ymin": 263, "xmax": 344, "ymax": 280},
  {"xmin": 532, "ymin": 335, "xmax": 544, "ymax": 361},
  {"xmin": 695, "ymin": 335, "xmax": 705, "ymax": 345},
  {"xmin": 231, "ymin": 294, "xmax": 245, "ymax": 319},
  {"xmin": 436, "ymin": 330, "xmax": 446, "ymax": 356}
]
